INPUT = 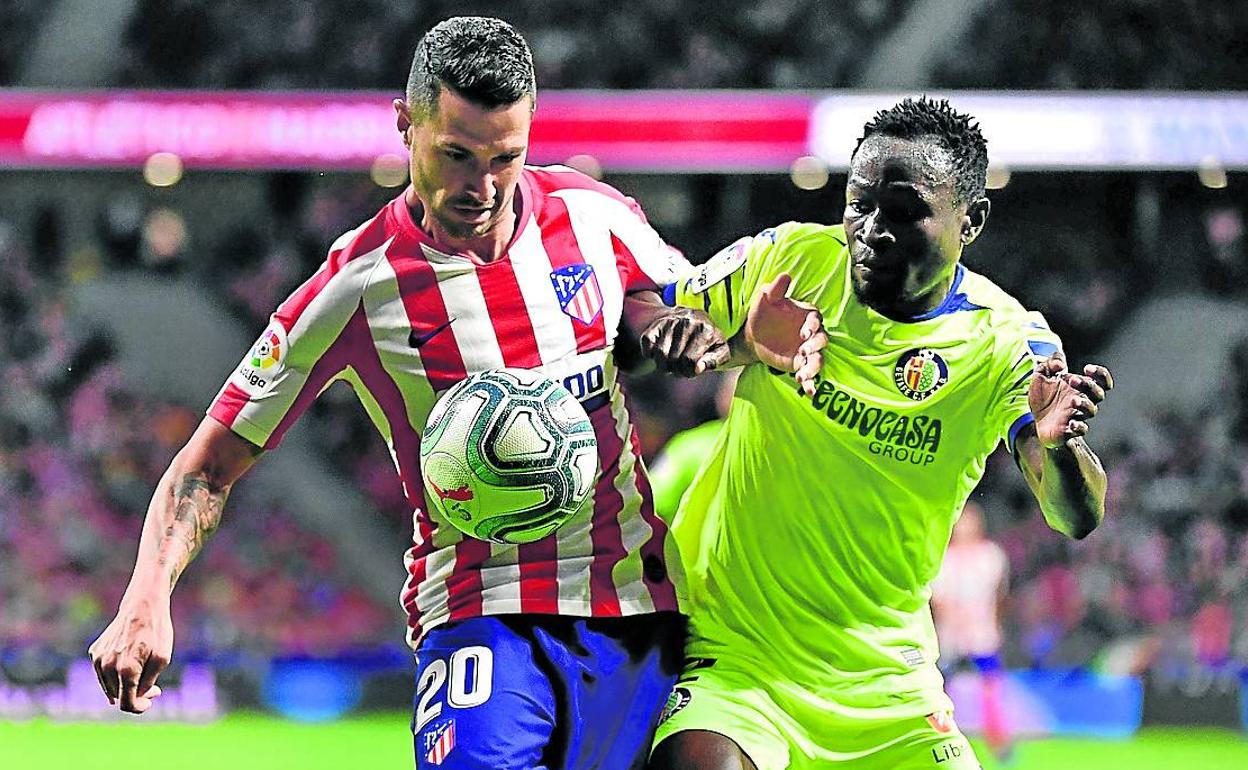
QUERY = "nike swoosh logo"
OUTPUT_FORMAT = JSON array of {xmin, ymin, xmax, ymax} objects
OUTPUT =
[{"xmin": 409, "ymin": 317, "xmax": 455, "ymax": 348}]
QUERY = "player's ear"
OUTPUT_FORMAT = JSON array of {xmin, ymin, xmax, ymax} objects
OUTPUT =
[
  {"xmin": 394, "ymin": 99, "xmax": 413, "ymax": 149},
  {"xmin": 961, "ymin": 197, "xmax": 990, "ymax": 246}
]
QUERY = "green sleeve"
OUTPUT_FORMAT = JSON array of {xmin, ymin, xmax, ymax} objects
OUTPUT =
[
  {"xmin": 995, "ymin": 311, "xmax": 1064, "ymax": 453},
  {"xmin": 648, "ymin": 420, "xmax": 723, "ymax": 522},
  {"xmin": 670, "ymin": 227, "xmax": 788, "ymax": 339},
  {"xmin": 669, "ymin": 222, "xmax": 841, "ymax": 341}
]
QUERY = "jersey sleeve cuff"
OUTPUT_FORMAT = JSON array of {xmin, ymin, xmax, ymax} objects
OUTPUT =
[
  {"xmin": 207, "ymin": 404, "xmax": 275, "ymax": 451},
  {"xmin": 661, "ymin": 282, "xmax": 678, "ymax": 307},
  {"xmin": 1007, "ymin": 412, "xmax": 1035, "ymax": 455}
]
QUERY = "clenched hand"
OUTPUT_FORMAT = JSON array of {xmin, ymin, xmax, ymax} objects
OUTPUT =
[
  {"xmin": 88, "ymin": 595, "xmax": 172, "ymax": 713},
  {"xmin": 639, "ymin": 306, "xmax": 731, "ymax": 377},
  {"xmin": 1029, "ymin": 351, "xmax": 1114, "ymax": 449}
]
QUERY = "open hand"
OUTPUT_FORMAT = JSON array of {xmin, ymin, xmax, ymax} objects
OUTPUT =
[
  {"xmin": 744, "ymin": 274, "xmax": 827, "ymax": 395},
  {"xmin": 1028, "ymin": 351, "xmax": 1114, "ymax": 449},
  {"xmin": 88, "ymin": 596, "xmax": 173, "ymax": 714}
]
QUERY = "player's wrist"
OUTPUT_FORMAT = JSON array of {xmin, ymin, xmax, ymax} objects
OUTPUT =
[
  {"xmin": 726, "ymin": 330, "xmax": 757, "ymax": 367},
  {"xmin": 621, "ymin": 290, "xmax": 667, "ymax": 331},
  {"xmin": 121, "ymin": 575, "xmax": 175, "ymax": 605},
  {"xmin": 1038, "ymin": 433, "xmax": 1083, "ymax": 453}
]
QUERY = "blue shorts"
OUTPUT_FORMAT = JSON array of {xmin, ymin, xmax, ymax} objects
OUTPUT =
[
  {"xmin": 970, "ymin": 653, "xmax": 1003, "ymax": 674},
  {"xmin": 939, "ymin": 652, "xmax": 1004, "ymax": 675},
  {"xmin": 412, "ymin": 613, "xmax": 685, "ymax": 769}
]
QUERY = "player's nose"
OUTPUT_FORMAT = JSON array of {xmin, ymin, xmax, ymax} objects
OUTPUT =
[
  {"xmin": 861, "ymin": 210, "xmax": 895, "ymax": 248},
  {"xmin": 465, "ymin": 173, "xmax": 496, "ymax": 205}
]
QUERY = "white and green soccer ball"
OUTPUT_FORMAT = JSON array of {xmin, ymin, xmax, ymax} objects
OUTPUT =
[{"xmin": 420, "ymin": 368, "xmax": 599, "ymax": 544}]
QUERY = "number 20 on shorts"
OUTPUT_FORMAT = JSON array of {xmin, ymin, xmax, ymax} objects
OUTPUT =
[{"xmin": 415, "ymin": 646, "xmax": 495, "ymax": 731}]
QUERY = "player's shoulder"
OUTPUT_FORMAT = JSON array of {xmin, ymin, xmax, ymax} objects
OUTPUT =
[
  {"xmin": 958, "ymin": 265, "xmax": 1062, "ymax": 367},
  {"xmin": 737, "ymin": 222, "xmax": 848, "ymax": 271},
  {"xmin": 760, "ymin": 223, "xmax": 850, "ymax": 290},
  {"xmin": 524, "ymin": 164, "xmax": 644, "ymax": 217},
  {"xmin": 765, "ymin": 221, "xmax": 848, "ymax": 250},
  {"xmin": 957, "ymin": 265, "xmax": 1025, "ymax": 315},
  {"xmin": 958, "ymin": 265, "xmax": 1052, "ymax": 332},
  {"xmin": 327, "ymin": 200, "xmax": 398, "ymax": 271}
]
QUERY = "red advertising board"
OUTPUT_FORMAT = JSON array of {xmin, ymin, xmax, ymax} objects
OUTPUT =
[{"xmin": 0, "ymin": 90, "xmax": 814, "ymax": 172}]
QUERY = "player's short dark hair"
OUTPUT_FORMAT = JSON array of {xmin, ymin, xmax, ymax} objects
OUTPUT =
[
  {"xmin": 854, "ymin": 97, "xmax": 988, "ymax": 204},
  {"xmin": 406, "ymin": 17, "xmax": 536, "ymax": 119}
]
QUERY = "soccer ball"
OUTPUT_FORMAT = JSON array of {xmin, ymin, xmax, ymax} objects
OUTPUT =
[{"xmin": 420, "ymin": 368, "xmax": 599, "ymax": 544}]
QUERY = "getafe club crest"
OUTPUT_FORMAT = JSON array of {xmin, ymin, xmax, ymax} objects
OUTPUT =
[
  {"xmin": 893, "ymin": 348, "xmax": 949, "ymax": 401},
  {"xmin": 550, "ymin": 264, "xmax": 604, "ymax": 326}
]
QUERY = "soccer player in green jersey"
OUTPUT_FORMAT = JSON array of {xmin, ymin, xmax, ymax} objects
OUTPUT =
[
  {"xmin": 649, "ymin": 97, "xmax": 1114, "ymax": 770},
  {"xmin": 649, "ymin": 371, "xmax": 738, "ymax": 521}
]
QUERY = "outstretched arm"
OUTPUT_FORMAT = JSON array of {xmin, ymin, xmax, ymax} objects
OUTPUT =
[
  {"xmin": 627, "ymin": 275, "xmax": 825, "ymax": 392},
  {"xmin": 621, "ymin": 289, "xmax": 730, "ymax": 376},
  {"xmin": 1015, "ymin": 353, "xmax": 1113, "ymax": 539},
  {"xmin": 737, "ymin": 273, "xmax": 825, "ymax": 394},
  {"xmin": 88, "ymin": 417, "xmax": 262, "ymax": 713}
]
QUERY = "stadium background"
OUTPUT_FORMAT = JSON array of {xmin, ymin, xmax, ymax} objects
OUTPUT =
[{"xmin": 1, "ymin": 1, "xmax": 1246, "ymax": 767}]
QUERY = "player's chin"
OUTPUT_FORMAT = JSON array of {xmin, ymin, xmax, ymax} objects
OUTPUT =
[
  {"xmin": 437, "ymin": 209, "xmax": 498, "ymax": 240},
  {"xmin": 850, "ymin": 273, "xmax": 901, "ymax": 307}
]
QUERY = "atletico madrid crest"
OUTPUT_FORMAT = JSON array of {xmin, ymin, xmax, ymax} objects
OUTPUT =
[
  {"xmin": 423, "ymin": 719, "xmax": 456, "ymax": 765},
  {"xmin": 893, "ymin": 348, "xmax": 949, "ymax": 401},
  {"xmin": 550, "ymin": 264, "xmax": 604, "ymax": 326}
]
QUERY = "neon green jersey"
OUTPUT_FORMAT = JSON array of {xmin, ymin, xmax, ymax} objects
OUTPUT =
[
  {"xmin": 649, "ymin": 419, "xmax": 724, "ymax": 523},
  {"xmin": 666, "ymin": 222, "xmax": 1060, "ymax": 720}
]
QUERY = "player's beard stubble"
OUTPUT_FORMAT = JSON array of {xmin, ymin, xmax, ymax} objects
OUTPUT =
[
  {"xmin": 849, "ymin": 248, "xmax": 912, "ymax": 312},
  {"xmin": 412, "ymin": 164, "xmax": 512, "ymax": 242}
]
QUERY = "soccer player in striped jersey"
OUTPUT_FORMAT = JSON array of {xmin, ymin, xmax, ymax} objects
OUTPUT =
[
  {"xmin": 931, "ymin": 502, "xmax": 1014, "ymax": 762},
  {"xmin": 87, "ymin": 17, "xmax": 823, "ymax": 770},
  {"xmin": 649, "ymin": 98, "xmax": 1115, "ymax": 770}
]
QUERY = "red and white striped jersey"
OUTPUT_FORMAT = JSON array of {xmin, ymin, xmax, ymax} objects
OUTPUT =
[{"xmin": 209, "ymin": 166, "xmax": 688, "ymax": 647}]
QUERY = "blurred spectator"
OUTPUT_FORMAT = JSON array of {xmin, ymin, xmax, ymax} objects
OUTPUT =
[
  {"xmin": 931, "ymin": 502, "xmax": 1013, "ymax": 761},
  {"xmin": 934, "ymin": 0, "xmax": 1248, "ymax": 91},
  {"xmin": 0, "ymin": 215, "xmax": 392, "ymax": 665},
  {"xmin": 647, "ymin": 370, "xmax": 737, "ymax": 521},
  {"xmin": 112, "ymin": 1, "xmax": 909, "ymax": 91}
]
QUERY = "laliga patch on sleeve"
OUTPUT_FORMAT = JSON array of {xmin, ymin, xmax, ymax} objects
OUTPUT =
[
  {"xmin": 231, "ymin": 322, "xmax": 288, "ymax": 397},
  {"xmin": 688, "ymin": 237, "xmax": 750, "ymax": 294}
]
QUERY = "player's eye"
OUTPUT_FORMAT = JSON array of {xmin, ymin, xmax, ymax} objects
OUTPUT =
[
  {"xmin": 443, "ymin": 148, "xmax": 470, "ymax": 162},
  {"xmin": 847, "ymin": 199, "xmax": 872, "ymax": 215},
  {"xmin": 883, "ymin": 204, "xmax": 922, "ymax": 223}
]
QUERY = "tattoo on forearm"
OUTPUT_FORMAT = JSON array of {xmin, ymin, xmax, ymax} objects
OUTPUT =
[{"xmin": 157, "ymin": 474, "xmax": 228, "ymax": 589}]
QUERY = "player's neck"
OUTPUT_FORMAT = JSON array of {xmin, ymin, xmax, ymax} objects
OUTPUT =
[
  {"xmin": 433, "ymin": 211, "xmax": 516, "ymax": 264},
  {"xmin": 871, "ymin": 264, "xmax": 960, "ymax": 323},
  {"xmin": 407, "ymin": 188, "xmax": 518, "ymax": 263}
]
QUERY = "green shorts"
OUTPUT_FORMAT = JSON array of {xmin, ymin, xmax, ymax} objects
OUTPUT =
[{"xmin": 652, "ymin": 657, "xmax": 980, "ymax": 770}]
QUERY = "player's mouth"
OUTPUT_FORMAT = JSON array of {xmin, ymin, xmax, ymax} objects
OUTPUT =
[
  {"xmin": 853, "ymin": 259, "xmax": 901, "ymax": 282},
  {"xmin": 451, "ymin": 202, "xmax": 493, "ymax": 222}
]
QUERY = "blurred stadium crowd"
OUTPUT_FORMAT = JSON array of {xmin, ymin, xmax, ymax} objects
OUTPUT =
[
  {"xmin": 972, "ymin": 383, "xmax": 1248, "ymax": 682},
  {"xmin": 0, "ymin": 226, "xmax": 391, "ymax": 678},
  {"xmin": 116, "ymin": 0, "xmax": 905, "ymax": 90},
  {"xmin": 1, "ymin": 0, "xmax": 1247, "ymax": 697},
  {"xmin": 1, "ymin": 0, "xmax": 1243, "ymax": 91}
]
